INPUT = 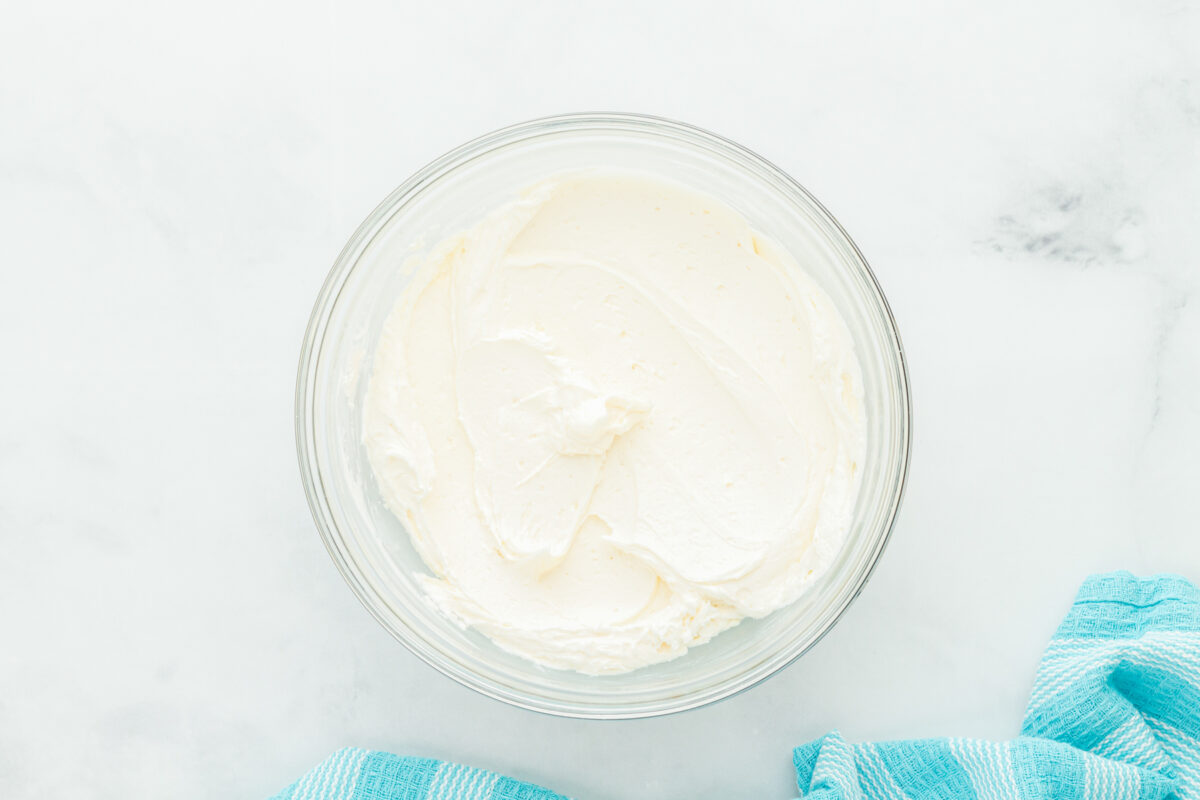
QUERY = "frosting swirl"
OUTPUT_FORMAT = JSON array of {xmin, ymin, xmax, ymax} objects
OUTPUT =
[{"xmin": 364, "ymin": 172, "xmax": 864, "ymax": 674}]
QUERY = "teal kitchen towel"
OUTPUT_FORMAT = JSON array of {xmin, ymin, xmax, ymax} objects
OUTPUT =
[
  {"xmin": 270, "ymin": 750, "xmax": 566, "ymax": 800},
  {"xmin": 795, "ymin": 572, "xmax": 1200, "ymax": 798},
  {"xmin": 272, "ymin": 573, "xmax": 1200, "ymax": 799}
]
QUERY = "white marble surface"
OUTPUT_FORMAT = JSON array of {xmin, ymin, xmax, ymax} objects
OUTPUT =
[{"xmin": 2, "ymin": 1, "xmax": 1199, "ymax": 797}]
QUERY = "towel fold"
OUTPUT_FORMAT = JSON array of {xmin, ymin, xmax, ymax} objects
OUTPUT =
[
  {"xmin": 270, "ymin": 749, "xmax": 565, "ymax": 800},
  {"xmin": 795, "ymin": 572, "xmax": 1200, "ymax": 799},
  {"xmin": 272, "ymin": 572, "xmax": 1200, "ymax": 799}
]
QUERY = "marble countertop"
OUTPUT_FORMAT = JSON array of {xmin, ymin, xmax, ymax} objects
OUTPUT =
[{"xmin": 3, "ymin": 1, "xmax": 1198, "ymax": 797}]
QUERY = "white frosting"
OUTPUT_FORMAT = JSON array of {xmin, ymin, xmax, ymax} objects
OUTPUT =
[{"xmin": 364, "ymin": 172, "xmax": 865, "ymax": 674}]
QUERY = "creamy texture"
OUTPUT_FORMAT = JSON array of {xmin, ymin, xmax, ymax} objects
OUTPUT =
[{"xmin": 364, "ymin": 172, "xmax": 865, "ymax": 674}]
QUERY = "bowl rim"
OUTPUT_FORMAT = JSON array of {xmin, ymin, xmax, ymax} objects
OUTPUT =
[{"xmin": 295, "ymin": 111, "xmax": 912, "ymax": 719}]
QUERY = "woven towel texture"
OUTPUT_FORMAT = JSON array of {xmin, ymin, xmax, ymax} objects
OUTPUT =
[
  {"xmin": 795, "ymin": 572, "xmax": 1200, "ymax": 799},
  {"xmin": 271, "ymin": 573, "xmax": 1200, "ymax": 800}
]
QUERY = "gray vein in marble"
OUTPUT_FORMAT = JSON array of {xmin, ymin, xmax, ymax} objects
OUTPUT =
[
  {"xmin": 1146, "ymin": 289, "xmax": 1192, "ymax": 435},
  {"xmin": 981, "ymin": 185, "xmax": 1146, "ymax": 267}
]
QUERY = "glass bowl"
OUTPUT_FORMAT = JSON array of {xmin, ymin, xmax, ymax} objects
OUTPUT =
[{"xmin": 295, "ymin": 113, "xmax": 911, "ymax": 718}]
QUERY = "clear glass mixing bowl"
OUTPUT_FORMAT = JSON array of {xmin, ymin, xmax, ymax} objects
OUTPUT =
[{"xmin": 296, "ymin": 113, "xmax": 911, "ymax": 718}]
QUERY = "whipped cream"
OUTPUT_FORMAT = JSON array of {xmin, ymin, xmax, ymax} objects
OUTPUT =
[{"xmin": 364, "ymin": 171, "xmax": 865, "ymax": 674}]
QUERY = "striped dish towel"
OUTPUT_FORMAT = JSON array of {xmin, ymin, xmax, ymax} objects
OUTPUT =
[
  {"xmin": 795, "ymin": 572, "xmax": 1200, "ymax": 799},
  {"xmin": 271, "ymin": 573, "xmax": 1199, "ymax": 799},
  {"xmin": 270, "ymin": 750, "xmax": 565, "ymax": 800}
]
